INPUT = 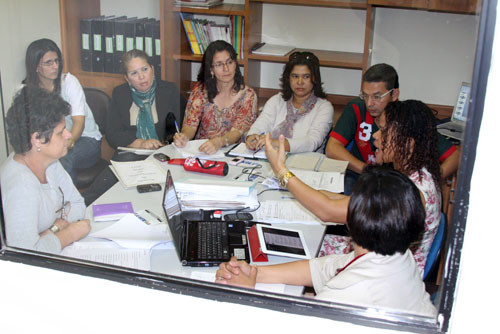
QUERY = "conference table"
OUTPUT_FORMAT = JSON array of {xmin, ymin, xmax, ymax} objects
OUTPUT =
[{"xmin": 82, "ymin": 143, "xmax": 327, "ymax": 296}]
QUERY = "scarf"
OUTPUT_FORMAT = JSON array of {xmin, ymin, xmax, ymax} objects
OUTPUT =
[
  {"xmin": 130, "ymin": 79, "xmax": 158, "ymax": 140},
  {"xmin": 270, "ymin": 93, "xmax": 318, "ymax": 139}
]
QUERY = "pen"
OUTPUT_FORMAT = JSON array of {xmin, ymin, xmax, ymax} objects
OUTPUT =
[
  {"xmin": 174, "ymin": 120, "xmax": 180, "ymax": 133},
  {"xmin": 281, "ymin": 196, "xmax": 295, "ymax": 200},
  {"xmin": 145, "ymin": 209, "xmax": 163, "ymax": 223},
  {"xmin": 134, "ymin": 213, "xmax": 150, "ymax": 225}
]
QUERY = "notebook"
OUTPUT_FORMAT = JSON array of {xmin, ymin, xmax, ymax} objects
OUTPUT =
[
  {"xmin": 162, "ymin": 170, "xmax": 250, "ymax": 267},
  {"xmin": 437, "ymin": 82, "xmax": 471, "ymax": 141}
]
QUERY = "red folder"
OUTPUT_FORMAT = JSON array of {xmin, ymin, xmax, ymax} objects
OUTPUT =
[{"xmin": 248, "ymin": 225, "xmax": 268, "ymax": 262}]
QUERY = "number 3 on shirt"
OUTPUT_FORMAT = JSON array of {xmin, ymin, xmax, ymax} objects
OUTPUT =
[{"xmin": 358, "ymin": 122, "xmax": 372, "ymax": 142}]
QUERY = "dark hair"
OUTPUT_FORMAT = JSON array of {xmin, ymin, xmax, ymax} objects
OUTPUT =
[
  {"xmin": 383, "ymin": 100, "xmax": 441, "ymax": 189},
  {"xmin": 197, "ymin": 40, "xmax": 244, "ymax": 103},
  {"xmin": 6, "ymin": 87, "xmax": 70, "ymax": 154},
  {"xmin": 122, "ymin": 49, "xmax": 153, "ymax": 74},
  {"xmin": 348, "ymin": 165, "xmax": 425, "ymax": 255},
  {"xmin": 23, "ymin": 38, "xmax": 64, "ymax": 94},
  {"xmin": 362, "ymin": 63, "xmax": 399, "ymax": 91},
  {"xmin": 279, "ymin": 51, "xmax": 327, "ymax": 101}
]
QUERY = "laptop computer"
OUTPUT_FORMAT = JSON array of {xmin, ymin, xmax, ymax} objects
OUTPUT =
[
  {"xmin": 162, "ymin": 170, "xmax": 250, "ymax": 267},
  {"xmin": 437, "ymin": 82, "xmax": 471, "ymax": 141}
]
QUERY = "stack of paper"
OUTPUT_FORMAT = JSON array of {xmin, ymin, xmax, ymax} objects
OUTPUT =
[
  {"xmin": 251, "ymin": 43, "xmax": 296, "ymax": 56},
  {"xmin": 175, "ymin": 178, "xmax": 259, "ymax": 210},
  {"xmin": 110, "ymin": 159, "xmax": 166, "ymax": 188}
]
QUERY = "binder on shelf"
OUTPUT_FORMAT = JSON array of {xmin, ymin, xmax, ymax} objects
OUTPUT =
[
  {"xmin": 114, "ymin": 17, "xmax": 137, "ymax": 73},
  {"xmin": 144, "ymin": 19, "xmax": 155, "ymax": 58},
  {"xmin": 103, "ymin": 16, "xmax": 126, "ymax": 73},
  {"xmin": 91, "ymin": 16, "xmax": 105, "ymax": 72},
  {"xmin": 153, "ymin": 20, "xmax": 162, "ymax": 78},
  {"xmin": 134, "ymin": 18, "xmax": 147, "ymax": 52},
  {"xmin": 124, "ymin": 17, "xmax": 137, "ymax": 52},
  {"xmin": 80, "ymin": 17, "xmax": 93, "ymax": 72}
]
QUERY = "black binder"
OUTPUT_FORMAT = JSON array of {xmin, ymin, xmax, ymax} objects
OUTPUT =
[
  {"xmin": 144, "ymin": 18, "xmax": 156, "ymax": 59},
  {"xmin": 124, "ymin": 17, "xmax": 137, "ymax": 52},
  {"xmin": 91, "ymin": 16, "xmax": 105, "ymax": 72},
  {"xmin": 113, "ymin": 17, "xmax": 137, "ymax": 73},
  {"xmin": 103, "ymin": 16, "xmax": 125, "ymax": 73},
  {"xmin": 80, "ymin": 18, "xmax": 93, "ymax": 72},
  {"xmin": 134, "ymin": 18, "xmax": 148, "ymax": 52},
  {"xmin": 153, "ymin": 20, "xmax": 161, "ymax": 78}
]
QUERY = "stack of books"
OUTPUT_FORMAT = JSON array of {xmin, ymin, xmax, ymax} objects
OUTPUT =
[
  {"xmin": 180, "ymin": 12, "xmax": 244, "ymax": 58},
  {"xmin": 174, "ymin": 0, "xmax": 224, "ymax": 8},
  {"xmin": 80, "ymin": 15, "xmax": 161, "ymax": 74}
]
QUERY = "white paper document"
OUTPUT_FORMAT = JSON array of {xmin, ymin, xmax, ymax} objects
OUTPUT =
[
  {"xmin": 254, "ymin": 200, "xmax": 322, "ymax": 224},
  {"xmin": 90, "ymin": 213, "xmax": 171, "ymax": 249},
  {"xmin": 252, "ymin": 43, "xmax": 296, "ymax": 56},
  {"xmin": 173, "ymin": 139, "xmax": 226, "ymax": 159},
  {"xmin": 227, "ymin": 142, "xmax": 266, "ymax": 159},
  {"xmin": 190, "ymin": 271, "xmax": 286, "ymax": 294},
  {"xmin": 110, "ymin": 159, "xmax": 166, "ymax": 188},
  {"xmin": 291, "ymin": 169, "xmax": 344, "ymax": 193},
  {"xmin": 286, "ymin": 153, "xmax": 348, "ymax": 173},
  {"xmin": 61, "ymin": 241, "xmax": 151, "ymax": 271}
]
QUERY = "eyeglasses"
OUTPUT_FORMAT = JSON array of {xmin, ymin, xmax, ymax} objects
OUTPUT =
[
  {"xmin": 40, "ymin": 58, "xmax": 60, "ymax": 67},
  {"xmin": 212, "ymin": 59, "xmax": 235, "ymax": 69},
  {"xmin": 359, "ymin": 89, "xmax": 394, "ymax": 102},
  {"xmin": 56, "ymin": 186, "xmax": 71, "ymax": 220},
  {"xmin": 289, "ymin": 51, "xmax": 319, "ymax": 65}
]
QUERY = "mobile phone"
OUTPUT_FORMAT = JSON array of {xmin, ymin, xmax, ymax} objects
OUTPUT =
[
  {"xmin": 224, "ymin": 213, "xmax": 253, "ymax": 221},
  {"xmin": 229, "ymin": 157, "xmax": 244, "ymax": 166},
  {"xmin": 137, "ymin": 183, "xmax": 162, "ymax": 193},
  {"xmin": 153, "ymin": 153, "xmax": 170, "ymax": 162}
]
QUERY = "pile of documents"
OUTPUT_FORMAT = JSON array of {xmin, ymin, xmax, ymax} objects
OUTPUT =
[
  {"xmin": 174, "ymin": 178, "xmax": 259, "ymax": 210},
  {"xmin": 110, "ymin": 159, "xmax": 166, "ymax": 188}
]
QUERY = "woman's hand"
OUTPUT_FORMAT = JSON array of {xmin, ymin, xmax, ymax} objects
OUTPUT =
[
  {"xmin": 140, "ymin": 139, "xmax": 163, "ymax": 150},
  {"xmin": 245, "ymin": 134, "xmax": 266, "ymax": 151},
  {"xmin": 265, "ymin": 133, "xmax": 287, "ymax": 175},
  {"xmin": 216, "ymin": 256, "xmax": 257, "ymax": 288},
  {"xmin": 67, "ymin": 219, "xmax": 91, "ymax": 241},
  {"xmin": 198, "ymin": 137, "xmax": 224, "ymax": 155},
  {"xmin": 173, "ymin": 132, "xmax": 189, "ymax": 148}
]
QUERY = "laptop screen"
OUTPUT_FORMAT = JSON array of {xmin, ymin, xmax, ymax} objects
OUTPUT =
[
  {"xmin": 162, "ymin": 170, "xmax": 184, "ymax": 258},
  {"xmin": 452, "ymin": 82, "xmax": 471, "ymax": 123}
]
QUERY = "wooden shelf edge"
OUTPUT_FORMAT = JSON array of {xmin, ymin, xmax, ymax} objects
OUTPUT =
[
  {"xmin": 172, "ymin": 54, "xmax": 245, "ymax": 65},
  {"xmin": 247, "ymin": 49, "xmax": 364, "ymax": 70},
  {"xmin": 250, "ymin": 0, "xmax": 367, "ymax": 9},
  {"xmin": 173, "ymin": 4, "xmax": 247, "ymax": 15}
]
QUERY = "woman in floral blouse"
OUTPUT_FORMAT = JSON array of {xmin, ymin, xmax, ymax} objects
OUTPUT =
[{"xmin": 173, "ymin": 40, "xmax": 257, "ymax": 155}]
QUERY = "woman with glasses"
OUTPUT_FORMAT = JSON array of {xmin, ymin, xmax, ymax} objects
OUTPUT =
[
  {"xmin": 1, "ymin": 87, "xmax": 90, "ymax": 253},
  {"xmin": 245, "ymin": 51, "xmax": 333, "ymax": 153},
  {"xmin": 173, "ymin": 40, "xmax": 257, "ymax": 155},
  {"xmin": 264, "ymin": 100, "xmax": 442, "ymax": 273},
  {"xmin": 23, "ymin": 38, "xmax": 102, "ymax": 183}
]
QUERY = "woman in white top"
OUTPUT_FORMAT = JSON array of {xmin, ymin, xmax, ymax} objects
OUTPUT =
[
  {"xmin": 1, "ymin": 87, "xmax": 90, "ymax": 253},
  {"xmin": 23, "ymin": 38, "xmax": 102, "ymax": 183},
  {"xmin": 245, "ymin": 51, "xmax": 333, "ymax": 153}
]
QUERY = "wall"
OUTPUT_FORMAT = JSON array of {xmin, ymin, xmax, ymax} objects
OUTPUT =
[{"xmin": 0, "ymin": 0, "xmax": 61, "ymax": 163}]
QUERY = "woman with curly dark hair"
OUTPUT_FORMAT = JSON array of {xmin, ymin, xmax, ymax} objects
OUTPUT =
[
  {"xmin": 173, "ymin": 40, "xmax": 257, "ymax": 155},
  {"xmin": 0, "ymin": 87, "xmax": 90, "ymax": 253},
  {"xmin": 245, "ymin": 51, "xmax": 333, "ymax": 153},
  {"xmin": 264, "ymin": 99, "xmax": 442, "ymax": 273}
]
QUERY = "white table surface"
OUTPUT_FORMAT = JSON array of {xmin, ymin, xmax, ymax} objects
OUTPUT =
[{"xmin": 84, "ymin": 144, "xmax": 326, "ymax": 296}]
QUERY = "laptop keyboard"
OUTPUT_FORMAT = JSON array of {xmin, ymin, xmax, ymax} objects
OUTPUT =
[{"xmin": 197, "ymin": 222, "xmax": 229, "ymax": 260}]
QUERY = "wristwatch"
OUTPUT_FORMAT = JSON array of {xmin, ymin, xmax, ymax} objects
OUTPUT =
[
  {"xmin": 278, "ymin": 170, "xmax": 295, "ymax": 189},
  {"xmin": 49, "ymin": 224, "xmax": 60, "ymax": 234}
]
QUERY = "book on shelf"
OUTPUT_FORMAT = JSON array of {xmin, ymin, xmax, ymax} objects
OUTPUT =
[
  {"xmin": 103, "ymin": 16, "xmax": 126, "ymax": 73},
  {"xmin": 251, "ymin": 43, "xmax": 296, "ymax": 57},
  {"xmin": 91, "ymin": 16, "xmax": 105, "ymax": 72},
  {"xmin": 179, "ymin": 13, "xmax": 202, "ymax": 55},
  {"xmin": 174, "ymin": 0, "xmax": 224, "ymax": 9},
  {"xmin": 153, "ymin": 20, "xmax": 162, "ymax": 78},
  {"xmin": 92, "ymin": 201, "xmax": 134, "ymax": 222},
  {"xmin": 80, "ymin": 17, "xmax": 93, "ymax": 72}
]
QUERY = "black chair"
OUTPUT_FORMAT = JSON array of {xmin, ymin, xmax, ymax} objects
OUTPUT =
[{"xmin": 74, "ymin": 88, "xmax": 112, "ymax": 190}]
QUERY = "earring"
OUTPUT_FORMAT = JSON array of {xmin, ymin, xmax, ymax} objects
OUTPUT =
[
  {"xmin": 36, "ymin": 147, "xmax": 41, "ymax": 152},
  {"xmin": 211, "ymin": 72, "xmax": 214, "ymax": 79}
]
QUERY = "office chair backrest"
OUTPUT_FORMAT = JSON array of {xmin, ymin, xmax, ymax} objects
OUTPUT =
[
  {"xmin": 83, "ymin": 87, "xmax": 110, "ymax": 135},
  {"xmin": 423, "ymin": 213, "xmax": 447, "ymax": 280}
]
